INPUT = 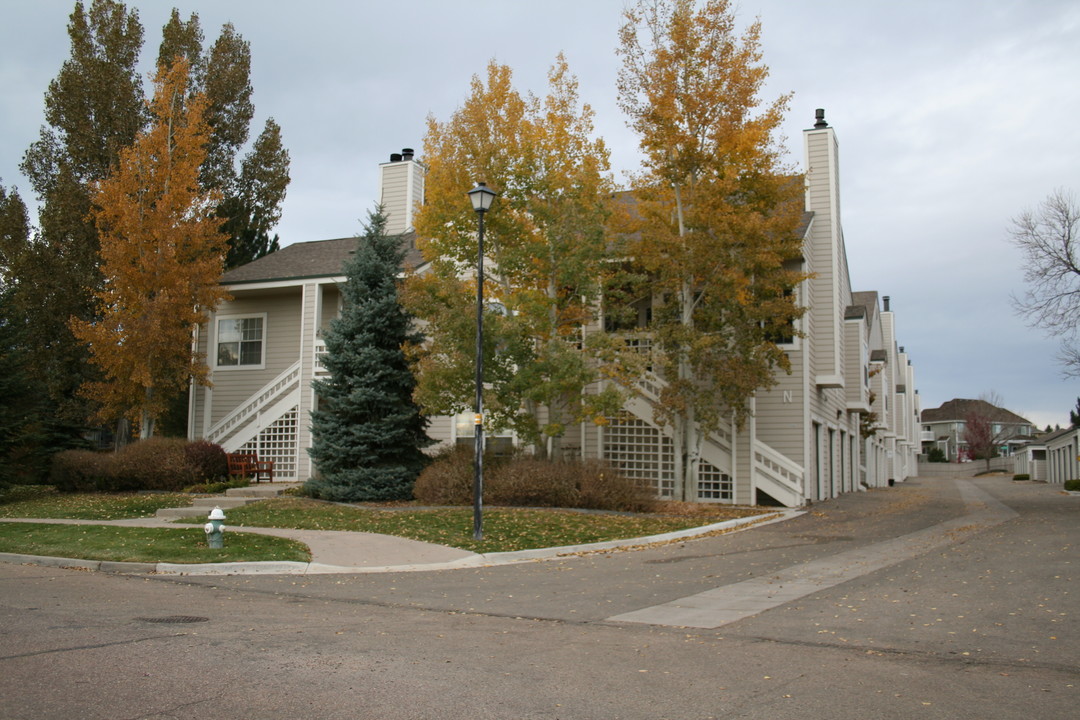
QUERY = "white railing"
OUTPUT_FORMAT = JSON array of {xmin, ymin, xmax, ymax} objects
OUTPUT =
[
  {"xmin": 634, "ymin": 370, "xmax": 665, "ymax": 406},
  {"xmin": 633, "ymin": 371, "xmax": 733, "ymax": 450},
  {"xmin": 610, "ymin": 360, "xmax": 806, "ymax": 507},
  {"xmin": 205, "ymin": 361, "xmax": 302, "ymax": 446},
  {"xmin": 753, "ymin": 439, "xmax": 804, "ymax": 507},
  {"xmin": 314, "ymin": 340, "xmax": 329, "ymax": 375}
]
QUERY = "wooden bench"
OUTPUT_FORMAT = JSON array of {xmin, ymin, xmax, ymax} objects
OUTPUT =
[{"xmin": 226, "ymin": 452, "xmax": 275, "ymax": 483}]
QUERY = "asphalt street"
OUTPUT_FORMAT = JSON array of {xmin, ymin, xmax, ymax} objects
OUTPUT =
[{"xmin": 0, "ymin": 476, "xmax": 1075, "ymax": 719}]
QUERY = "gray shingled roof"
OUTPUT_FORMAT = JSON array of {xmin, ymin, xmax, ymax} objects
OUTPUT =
[
  {"xmin": 223, "ymin": 199, "xmax": 813, "ymax": 286},
  {"xmin": 921, "ymin": 398, "xmax": 1031, "ymax": 425},
  {"xmin": 222, "ymin": 233, "xmax": 424, "ymax": 285},
  {"xmin": 847, "ymin": 291, "xmax": 879, "ymax": 327},
  {"xmin": 1037, "ymin": 425, "xmax": 1079, "ymax": 443}
]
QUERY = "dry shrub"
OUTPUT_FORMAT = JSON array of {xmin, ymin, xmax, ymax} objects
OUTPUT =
[
  {"xmin": 412, "ymin": 445, "xmax": 476, "ymax": 505},
  {"xmin": 109, "ymin": 438, "xmax": 189, "ymax": 490},
  {"xmin": 183, "ymin": 440, "xmax": 228, "ymax": 483},
  {"xmin": 486, "ymin": 458, "xmax": 580, "ymax": 507},
  {"xmin": 575, "ymin": 461, "xmax": 657, "ymax": 513},
  {"xmin": 413, "ymin": 449, "xmax": 656, "ymax": 512},
  {"xmin": 51, "ymin": 438, "xmax": 229, "ymax": 492},
  {"xmin": 49, "ymin": 449, "xmax": 114, "ymax": 492}
]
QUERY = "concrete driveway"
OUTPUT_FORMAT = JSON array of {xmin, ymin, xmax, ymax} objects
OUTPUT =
[{"xmin": 1, "ymin": 475, "xmax": 1075, "ymax": 719}]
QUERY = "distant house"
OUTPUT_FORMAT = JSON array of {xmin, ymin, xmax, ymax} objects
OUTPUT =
[
  {"xmin": 189, "ymin": 111, "xmax": 923, "ymax": 506},
  {"xmin": 1012, "ymin": 437, "xmax": 1047, "ymax": 481},
  {"xmin": 920, "ymin": 398, "xmax": 1035, "ymax": 462},
  {"xmin": 1033, "ymin": 426, "xmax": 1080, "ymax": 484}
]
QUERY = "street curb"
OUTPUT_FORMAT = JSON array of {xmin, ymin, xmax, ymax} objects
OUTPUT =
[
  {"xmin": 0, "ymin": 509, "xmax": 800, "ymax": 576},
  {"xmin": 473, "ymin": 509, "xmax": 798, "ymax": 563},
  {"xmin": 157, "ymin": 560, "xmax": 313, "ymax": 575},
  {"xmin": 0, "ymin": 552, "xmax": 99, "ymax": 571}
]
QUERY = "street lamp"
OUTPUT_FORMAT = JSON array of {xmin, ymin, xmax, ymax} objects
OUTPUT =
[{"xmin": 467, "ymin": 182, "xmax": 496, "ymax": 541}]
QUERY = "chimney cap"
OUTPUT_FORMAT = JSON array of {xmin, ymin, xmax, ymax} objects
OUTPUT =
[
  {"xmin": 390, "ymin": 153, "xmax": 402, "ymax": 162},
  {"xmin": 814, "ymin": 108, "xmax": 828, "ymax": 129}
]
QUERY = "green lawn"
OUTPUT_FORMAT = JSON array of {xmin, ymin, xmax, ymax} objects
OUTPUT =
[
  {"xmin": 0, "ymin": 486, "xmax": 769, "ymax": 560},
  {"xmin": 0, "ymin": 486, "xmax": 193, "ymax": 520},
  {"xmin": 0, "ymin": 522, "xmax": 310, "ymax": 564},
  {"xmin": 186, "ymin": 497, "xmax": 766, "ymax": 554}
]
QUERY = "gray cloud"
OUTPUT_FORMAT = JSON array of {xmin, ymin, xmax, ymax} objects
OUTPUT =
[{"xmin": 2, "ymin": 0, "xmax": 1076, "ymax": 427}]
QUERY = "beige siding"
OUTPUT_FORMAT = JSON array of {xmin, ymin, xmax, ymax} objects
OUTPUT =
[
  {"xmin": 844, "ymin": 319, "xmax": 868, "ymax": 408},
  {"xmin": 426, "ymin": 414, "xmax": 454, "ymax": 446},
  {"xmin": 804, "ymin": 128, "xmax": 842, "ymax": 382},
  {"xmin": 319, "ymin": 284, "xmax": 341, "ymax": 333},
  {"xmin": 756, "ymin": 374, "xmax": 807, "ymax": 463},
  {"xmin": 206, "ymin": 289, "xmax": 303, "ymax": 427},
  {"xmin": 380, "ymin": 163, "xmax": 408, "ymax": 234},
  {"xmin": 296, "ymin": 283, "xmax": 320, "ymax": 479},
  {"xmin": 190, "ymin": 322, "xmax": 211, "ymax": 438},
  {"xmin": 379, "ymin": 160, "xmax": 424, "ymax": 236}
]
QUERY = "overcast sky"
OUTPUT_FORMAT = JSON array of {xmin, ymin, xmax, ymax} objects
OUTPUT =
[{"xmin": 2, "ymin": 0, "xmax": 1078, "ymax": 429}]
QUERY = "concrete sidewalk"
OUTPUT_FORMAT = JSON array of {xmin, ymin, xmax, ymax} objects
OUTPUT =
[{"xmin": 0, "ymin": 510, "xmax": 792, "ymax": 576}]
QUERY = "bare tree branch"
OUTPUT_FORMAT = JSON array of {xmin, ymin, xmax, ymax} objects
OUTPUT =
[{"xmin": 1010, "ymin": 188, "xmax": 1080, "ymax": 375}]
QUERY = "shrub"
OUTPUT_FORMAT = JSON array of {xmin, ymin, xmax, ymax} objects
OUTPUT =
[
  {"xmin": 486, "ymin": 458, "xmax": 580, "ymax": 508},
  {"xmin": 575, "ymin": 461, "xmax": 656, "ymax": 513},
  {"xmin": 926, "ymin": 447, "xmax": 948, "ymax": 463},
  {"xmin": 51, "ymin": 438, "xmax": 230, "ymax": 492},
  {"xmin": 108, "ymin": 438, "xmax": 190, "ymax": 490},
  {"xmin": 413, "ymin": 449, "xmax": 656, "ymax": 512},
  {"xmin": 1012, "ymin": 473, "xmax": 1030, "ymax": 481},
  {"xmin": 50, "ymin": 449, "xmax": 116, "ymax": 492},
  {"xmin": 184, "ymin": 440, "xmax": 228, "ymax": 484},
  {"xmin": 1064, "ymin": 479, "xmax": 1080, "ymax": 491},
  {"xmin": 412, "ymin": 445, "xmax": 485, "ymax": 506}
]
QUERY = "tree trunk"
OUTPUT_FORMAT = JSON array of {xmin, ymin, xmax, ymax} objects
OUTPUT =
[
  {"xmin": 673, "ymin": 179, "xmax": 697, "ymax": 501},
  {"xmin": 140, "ymin": 387, "xmax": 155, "ymax": 439},
  {"xmin": 113, "ymin": 417, "xmax": 131, "ymax": 451},
  {"xmin": 673, "ymin": 412, "xmax": 686, "ymax": 501}
]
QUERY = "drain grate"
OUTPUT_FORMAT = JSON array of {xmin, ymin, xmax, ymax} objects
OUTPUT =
[{"xmin": 137, "ymin": 615, "xmax": 209, "ymax": 624}]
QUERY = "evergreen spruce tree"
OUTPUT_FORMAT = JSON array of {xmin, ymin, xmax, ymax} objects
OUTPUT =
[{"xmin": 306, "ymin": 208, "xmax": 431, "ymax": 501}]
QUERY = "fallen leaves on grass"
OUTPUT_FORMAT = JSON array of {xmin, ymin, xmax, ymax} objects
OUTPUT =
[
  {"xmin": 215, "ymin": 498, "xmax": 770, "ymax": 554},
  {"xmin": 0, "ymin": 488, "xmax": 194, "ymax": 520}
]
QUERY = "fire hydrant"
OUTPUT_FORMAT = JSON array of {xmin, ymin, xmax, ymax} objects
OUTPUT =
[{"xmin": 204, "ymin": 507, "xmax": 226, "ymax": 549}]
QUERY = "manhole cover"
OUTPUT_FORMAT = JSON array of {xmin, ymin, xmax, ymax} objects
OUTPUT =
[{"xmin": 137, "ymin": 615, "xmax": 209, "ymax": 624}]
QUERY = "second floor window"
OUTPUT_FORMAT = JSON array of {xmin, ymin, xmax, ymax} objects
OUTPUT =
[{"xmin": 217, "ymin": 315, "xmax": 264, "ymax": 368}]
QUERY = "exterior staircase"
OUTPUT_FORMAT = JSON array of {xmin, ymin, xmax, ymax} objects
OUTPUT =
[
  {"xmin": 204, "ymin": 361, "xmax": 302, "ymax": 451},
  {"xmin": 619, "ymin": 370, "xmax": 806, "ymax": 507}
]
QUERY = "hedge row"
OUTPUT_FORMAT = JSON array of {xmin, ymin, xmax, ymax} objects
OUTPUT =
[
  {"xmin": 412, "ymin": 446, "xmax": 657, "ymax": 512},
  {"xmin": 51, "ymin": 438, "xmax": 228, "ymax": 492}
]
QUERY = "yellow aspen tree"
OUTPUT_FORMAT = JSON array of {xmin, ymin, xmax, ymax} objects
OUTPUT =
[
  {"xmin": 406, "ymin": 57, "xmax": 620, "ymax": 459},
  {"xmin": 617, "ymin": 0, "xmax": 809, "ymax": 499},
  {"xmin": 72, "ymin": 58, "xmax": 229, "ymax": 439}
]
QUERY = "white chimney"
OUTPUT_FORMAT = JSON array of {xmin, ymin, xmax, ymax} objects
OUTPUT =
[{"xmin": 379, "ymin": 148, "xmax": 425, "ymax": 236}]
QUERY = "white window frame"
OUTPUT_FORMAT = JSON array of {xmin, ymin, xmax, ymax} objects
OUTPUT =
[
  {"xmin": 765, "ymin": 281, "xmax": 802, "ymax": 350},
  {"xmin": 213, "ymin": 313, "xmax": 267, "ymax": 370}
]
